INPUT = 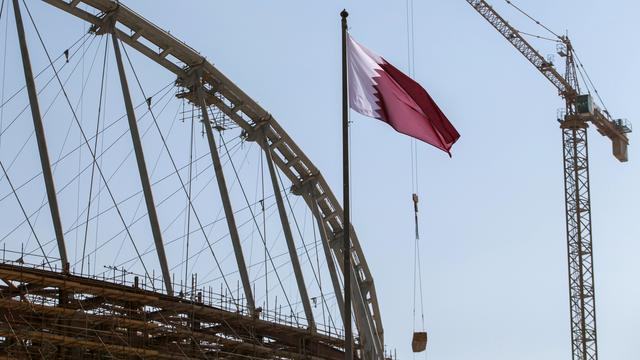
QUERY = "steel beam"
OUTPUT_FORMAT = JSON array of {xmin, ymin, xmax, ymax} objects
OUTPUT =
[
  {"xmin": 261, "ymin": 130, "xmax": 315, "ymax": 330},
  {"xmin": 305, "ymin": 193, "xmax": 344, "ymax": 320},
  {"xmin": 198, "ymin": 90, "xmax": 255, "ymax": 314},
  {"xmin": 111, "ymin": 32, "xmax": 173, "ymax": 296},
  {"xmin": 13, "ymin": 0, "xmax": 68, "ymax": 267}
]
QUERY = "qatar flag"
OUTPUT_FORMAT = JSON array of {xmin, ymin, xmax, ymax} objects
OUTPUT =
[{"xmin": 347, "ymin": 35, "xmax": 460, "ymax": 154}]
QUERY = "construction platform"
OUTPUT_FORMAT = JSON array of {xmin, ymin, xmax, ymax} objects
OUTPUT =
[{"xmin": 0, "ymin": 262, "xmax": 348, "ymax": 359}]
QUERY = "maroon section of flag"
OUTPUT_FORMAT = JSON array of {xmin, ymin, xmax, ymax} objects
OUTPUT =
[{"xmin": 347, "ymin": 35, "xmax": 460, "ymax": 155}]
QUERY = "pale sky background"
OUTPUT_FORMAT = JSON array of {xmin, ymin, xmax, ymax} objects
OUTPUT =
[{"xmin": 1, "ymin": 1, "xmax": 638, "ymax": 359}]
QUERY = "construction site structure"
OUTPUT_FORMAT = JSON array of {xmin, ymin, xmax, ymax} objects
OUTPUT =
[
  {"xmin": 465, "ymin": 2, "xmax": 631, "ymax": 360},
  {"xmin": 0, "ymin": 0, "xmax": 394, "ymax": 358}
]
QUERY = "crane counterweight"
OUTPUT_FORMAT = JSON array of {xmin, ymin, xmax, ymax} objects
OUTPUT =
[{"xmin": 574, "ymin": 94, "xmax": 630, "ymax": 162}]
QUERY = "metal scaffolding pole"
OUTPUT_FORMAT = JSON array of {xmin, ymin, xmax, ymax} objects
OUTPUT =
[
  {"xmin": 197, "ymin": 90, "xmax": 255, "ymax": 314},
  {"xmin": 12, "ymin": 0, "xmax": 68, "ymax": 267},
  {"xmin": 111, "ymin": 32, "xmax": 173, "ymax": 296},
  {"xmin": 262, "ymin": 130, "xmax": 316, "ymax": 330}
]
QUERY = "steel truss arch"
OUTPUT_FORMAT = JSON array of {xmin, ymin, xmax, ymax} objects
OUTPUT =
[{"xmin": 38, "ymin": 0, "xmax": 385, "ymax": 358}]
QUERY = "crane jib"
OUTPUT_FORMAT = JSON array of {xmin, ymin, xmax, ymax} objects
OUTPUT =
[{"xmin": 466, "ymin": 0, "xmax": 630, "ymax": 162}]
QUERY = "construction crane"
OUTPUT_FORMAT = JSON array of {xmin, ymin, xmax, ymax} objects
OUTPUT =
[{"xmin": 464, "ymin": 1, "xmax": 631, "ymax": 360}]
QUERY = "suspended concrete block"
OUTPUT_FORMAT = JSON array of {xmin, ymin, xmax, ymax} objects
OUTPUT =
[{"xmin": 411, "ymin": 331, "xmax": 428, "ymax": 353}]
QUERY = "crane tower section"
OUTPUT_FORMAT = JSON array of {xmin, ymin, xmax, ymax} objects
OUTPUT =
[{"xmin": 465, "ymin": 1, "xmax": 631, "ymax": 360}]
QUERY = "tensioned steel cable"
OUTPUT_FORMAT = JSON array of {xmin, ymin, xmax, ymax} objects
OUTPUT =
[
  {"xmin": 120, "ymin": 40, "xmax": 240, "ymax": 307},
  {"xmin": 22, "ymin": 0, "xmax": 152, "ymax": 283},
  {"xmin": 0, "ymin": 34, "xmax": 98, "ymax": 184},
  {"xmin": 0, "ymin": 161, "xmax": 51, "ymax": 269},
  {"xmin": 0, "ymin": 80, "xmax": 168, "ymax": 258},
  {"xmin": 0, "ymin": 88, "xmax": 177, "ymax": 256},
  {"xmin": 0, "ymin": 82, "xmax": 174, "ymax": 201},
  {"xmin": 508, "ymin": 1, "xmax": 611, "ymax": 116},
  {"xmin": 219, "ymin": 132, "xmax": 297, "ymax": 318},
  {"xmin": 261, "ymin": 139, "xmax": 269, "ymax": 311},
  {"xmin": 25, "ymin": 34, "xmax": 103, "ymax": 255},
  {"xmin": 180, "ymin": 98, "xmax": 188, "ymax": 287},
  {"xmin": 0, "ymin": 32, "xmax": 91, "ymax": 109},
  {"xmin": 71, "ymin": 138, "xmax": 244, "ymax": 270},
  {"xmin": 505, "ymin": 0, "xmax": 562, "ymax": 40},
  {"xmin": 277, "ymin": 166, "xmax": 337, "ymax": 329},
  {"xmin": 64, "ymin": 72, "xmax": 238, "ymax": 293},
  {"xmin": 310, "ymin": 206, "xmax": 329, "ymax": 326},
  {"xmin": 110, "ymin": 86, "xmax": 180, "ymax": 266},
  {"xmin": 0, "ymin": 33, "xmax": 101, "ymax": 252},
  {"xmin": 73, "ymin": 3, "xmax": 89, "ymax": 269},
  {"xmin": 246, "ymin": 143, "xmax": 261, "ymax": 293},
  {"xmin": 123, "ymin": 184, "xmax": 274, "ymax": 279},
  {"xmin": 572, "ymin": 48, "xmax": 610, "ymax": 114},
  {"xmin": 251, "ymin": 244, "xmax": 333, "ymax": 327},
  {"xmin": 165, "ymin": 178, "xmax": 280, "ymax": 276},
  {"xmin": 185, "ymin": 133, "xmax": 257, "ymax": 296},
  {"xmin": 77, "ymin": 97, "xmax": 186, "ymax": 269},
  {"xmin": 575, "ymin": 58, "xmax": 593, "ymax": 95},
  {"xmin": 206, "ymin": 229, "xmax": 322, "ymax": 287},
  {"xmin": 65, "ymin": 92, "xmax": 175, "ymax": 267},
  {"xmin": 1, "ymin": 83, "xmax": 176, "ymax": 256},
  {"xmin": 405, "ymin": 0, "xmax": 426, "ymax": 343},
  {"xmin": 184, "ymin": 102, "xmax": 195, "ymax": 292},
  {"xmin": 517, "ymin": 30, "xmax": 559, "ymax": 43},
  {"xmin": 81, "ymin": 36, "xmax": 109, "ymax": 275},
  {"xmin": 197, "ymin": 199, "xmax": 280, "ymax": 283},
  {"xmin": 0, "ymin": 0, "xmax": 7, "ymax": 150}
]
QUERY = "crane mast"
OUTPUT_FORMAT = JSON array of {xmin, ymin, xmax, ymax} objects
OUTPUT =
[
  {"xmin": 465, "ymin": 1, "xmax": 632, "ymax": 360},
  {"xmin": 560, "ymin": 40, "xmax": 599, "ymax": 360}
]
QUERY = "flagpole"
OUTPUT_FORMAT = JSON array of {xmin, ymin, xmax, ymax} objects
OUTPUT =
[{"xmin": 340, "ymin": 9, "xmax": 353, "ymax": 360}]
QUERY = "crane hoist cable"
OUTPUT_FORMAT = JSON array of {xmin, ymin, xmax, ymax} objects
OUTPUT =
[
  {"xmin": 406, "ymin": 0, "xmax": 427, "ymax": 354},
  {"xmin": 411, "ymin": 193, "xmax": 427, "ymax": 351}
]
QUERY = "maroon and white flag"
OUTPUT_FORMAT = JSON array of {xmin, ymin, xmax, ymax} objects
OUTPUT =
[{"xmin": 347, "ymin": 35, "xmax": 460, "ymax": 154}]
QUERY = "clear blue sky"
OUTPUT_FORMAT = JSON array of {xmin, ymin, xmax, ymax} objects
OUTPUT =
[{"xmin": 1, "ymin": 1, "xmax": 638, "ymax": 359}]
